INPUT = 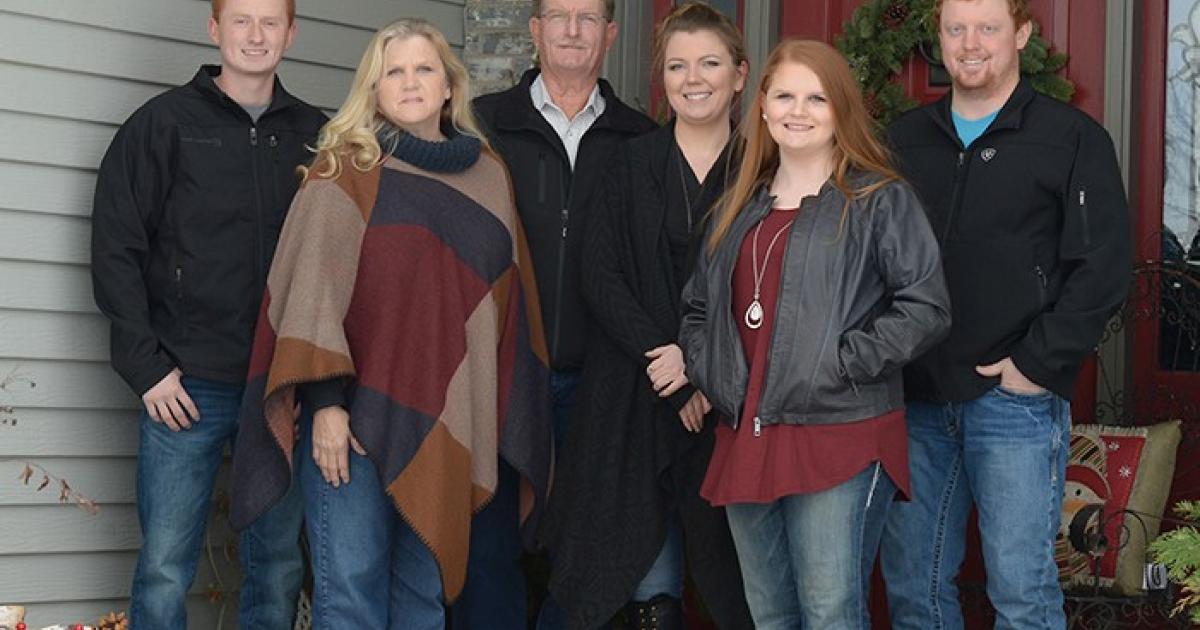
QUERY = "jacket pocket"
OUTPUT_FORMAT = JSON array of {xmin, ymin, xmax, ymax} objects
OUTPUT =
[
  {"xmin": 1034, "ymin": 264, "xmax": 1048, "ymax": 309},
  {"xmin": 834, "ymin": 347, "xmax": 860, "ymax": 397},
  {"xmin": 172, "ymin": 264, "xmax": 187, "ymax": 339},
  {"xmin": 1076, "ymin": 184, "xmax": 1090, "ymax": 249}
]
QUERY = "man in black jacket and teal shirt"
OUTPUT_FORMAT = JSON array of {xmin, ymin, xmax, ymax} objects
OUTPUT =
[
  {"xmin": 472, "ymin": 0, "xmax": 655, "ymax": 627},
  {"xmin": 90, "ymin": 0, "xmax": 326, "ymax": 627},
  {"xmin": 878, "ymin": 1, "xmax": 1132, "ymax": 628}
]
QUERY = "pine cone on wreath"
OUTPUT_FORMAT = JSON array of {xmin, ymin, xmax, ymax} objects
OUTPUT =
[
  {"xmin": 883, "ymin": 1, "xmax": 911, "ymax": 30},
  {"xmin": 863, "ymin": 90, "xmax": 884, "ymax": 120}
]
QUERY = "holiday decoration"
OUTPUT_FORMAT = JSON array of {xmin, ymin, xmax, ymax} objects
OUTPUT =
[
  {"xmin": 0, "ymin": 606, "xmax": 23, "ymax": 630},
  {"xmin": 1057, "ymin": 432, "xmax": 1111, "ymax": 581},
  {"xmin": 1150, "ymin": 500, "xmax": 1200, "ymax": 624},
  {"xmin": 1056, "ymin": 422, "xmax": 1182, "ymax": 595},
  {"xmin": 835, "ymin": 0, "xmax": 1075, "ymax": 126}
]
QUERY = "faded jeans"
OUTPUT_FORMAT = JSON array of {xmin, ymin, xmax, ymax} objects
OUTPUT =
[
  {"xmin": 725, "ymin": 463, "xmax": 894, "ymax": 630},
  {"xmin": 299, "ymin": 416, "xmax": 444, "ymax": 630},
  {"xmin": 881, "ymin": 387, "xmax": 1070, "ymax": 630}
]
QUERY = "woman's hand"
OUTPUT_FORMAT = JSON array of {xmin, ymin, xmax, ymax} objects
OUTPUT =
[
  {"xmin": 645, "ymin": 344, "xmax": 688, "ymax": 397},
  {"xmin": 679, "ymin": 391, "xmax": 712, "ymax": 433},
  {"xmin": 312, "ymin": 406, "xmax": 366, "ymax": 488}
]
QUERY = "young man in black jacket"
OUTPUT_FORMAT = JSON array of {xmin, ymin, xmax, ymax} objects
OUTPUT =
[
  {"xmin": 90, "ymin": 0, "xmax": 326, "ymax": 626},
  {"xmin": 878, "ymin": 1, "xmax": 1132, "ymax": 628},
  {"xmin": 472, "ymin": 0, "xmax": 655, "ymax": 627}
]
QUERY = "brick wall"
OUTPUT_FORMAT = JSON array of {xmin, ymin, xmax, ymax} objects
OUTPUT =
[{"xmin": 464, "ymin": 0, "xmax": 536, "ymax": 97}]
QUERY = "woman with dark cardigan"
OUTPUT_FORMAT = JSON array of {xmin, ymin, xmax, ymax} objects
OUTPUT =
[{"xmin": 538, "ymin": 4, "xmax": 754, "ymax": 629}]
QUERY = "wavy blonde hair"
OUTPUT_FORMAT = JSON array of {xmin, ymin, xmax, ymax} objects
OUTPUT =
[
  {"xmin": 303, "ymin": 18, "xmax": 488, "ymax": 179},
  {"xmin": 707, "ymin": 39, "xmax": 899, "ymax": 253}
]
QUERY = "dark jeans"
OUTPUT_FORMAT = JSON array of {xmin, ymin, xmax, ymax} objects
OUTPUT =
[
  {"xmin": 130, "ymin": 376, "xmax": 303, "ymax": 629},
  {"xmin": 536, "ymin": 369, "xmax": 581, "ymax": 630}
]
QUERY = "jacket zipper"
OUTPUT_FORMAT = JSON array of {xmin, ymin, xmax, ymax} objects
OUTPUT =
[
  {"xmin": 753, "ymin": 212, "xmax": 801, "ymax": 437},
  {"xmin": 537, "ymin": 153, "xmax": 547, "ymax": 204},
  {"xmin": 1034, "ymin": 264, "xmax": 1048, "ymax": 308},
  {"xmin": 1077, "ymin": 185, "xmax": 1091, "ymax": 248},
  {"xmin": 739, "ymin": 194, "xmax": 787, "ymax": 434},
  {"xmin": 249, "ymin": 125, "xmax": 265, "ymax": 300},
  {"xmin": 549, "ymin": 157, "xmax": 573, "ymax": 365},
  {"xmin": 174, "ymin": 266, "xmax": 185, "ymax": 336},
  {"xmin": 717, "ymin": 196, "xmax": 766, "ymax": 431},
  {"xmin": 941, "ymin": 150, "xmax": 968, "ymax": 242}
]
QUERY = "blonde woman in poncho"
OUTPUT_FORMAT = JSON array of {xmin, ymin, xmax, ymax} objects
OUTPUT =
[{"xmin": 230, "ymin": 18, "xmax": 552, "ymax": 628}]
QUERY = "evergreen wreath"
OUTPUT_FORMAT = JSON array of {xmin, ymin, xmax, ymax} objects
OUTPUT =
[{"xmin": 835, "ymin": 0, "xmax": 1075, "ymax": 126}]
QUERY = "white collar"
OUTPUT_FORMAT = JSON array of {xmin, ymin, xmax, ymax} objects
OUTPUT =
[{"xmin": 530, "ymin": 73, "xmax": 604, "ymax": 117}]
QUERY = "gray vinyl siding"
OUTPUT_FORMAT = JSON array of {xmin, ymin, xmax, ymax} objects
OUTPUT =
[{"xmin": 0, "ymin": 0, "xmax": 462, "ymax": 625}]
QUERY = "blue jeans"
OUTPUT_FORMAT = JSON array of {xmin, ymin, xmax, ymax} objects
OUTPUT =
[
  {"xmin": 725, "ymin": 463, "xmax": 894, "ymax": 630},
  {"xmin": 632, "ymin": 521, "xmax": 684, "ymax": 600},
  {"xmin": 130, "ymin": 376, "xmax": 303, "ymax": 630},
  {"xmin": 880, "ymin": 387, "xmax": 1070, "ymax": 630},
  {"xmin": 299, "ymin": 412, "xmax": 444, "ymax": 629}
]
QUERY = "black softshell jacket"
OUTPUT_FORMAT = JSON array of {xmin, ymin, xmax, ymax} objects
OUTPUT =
[
  {"xmin": 91, "ymin": 66, "xmax": 327, "ymax": 395},
  {"xmin": 889, "ymin": 79, "xmax": 1133, "ymax": 402}
]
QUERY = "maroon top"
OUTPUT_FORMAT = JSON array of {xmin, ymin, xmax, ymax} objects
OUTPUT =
[{"xmin": 700, "ymin": 207, "xmax": 911, "ymax": 506}]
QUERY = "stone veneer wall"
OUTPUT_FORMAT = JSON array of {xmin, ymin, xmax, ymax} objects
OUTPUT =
[{"xmin": 464, "ymin": 0, "xmax": 536, "ymax": 97}]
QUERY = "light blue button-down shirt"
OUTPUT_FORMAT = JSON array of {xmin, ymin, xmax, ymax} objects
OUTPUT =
[{"xmin": 530, "ymin": 74, "xmax": 606, "ymax": 169}]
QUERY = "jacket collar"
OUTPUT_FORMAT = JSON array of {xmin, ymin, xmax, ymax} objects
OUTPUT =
[
  {"xmin": 926, "ymin": 77, "xmax": 1036, "ymax": 146},
  {"xmin": 191, "ymin": 64, "xmax": 303, "ymax": 120},
  {"xmin": 492, "ymin": 68, "xmax": 648, "ymax": 135}
]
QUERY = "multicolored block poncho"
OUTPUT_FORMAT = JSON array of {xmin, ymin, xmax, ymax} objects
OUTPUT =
[{"xmin": 230, "ymin": 147, "xmax": 553, "ymax": 601}]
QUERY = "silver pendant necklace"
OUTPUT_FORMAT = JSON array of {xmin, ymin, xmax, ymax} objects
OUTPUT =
[{"xmin": 746, "ymin": 217, "xmax": 794, "ymax": 330}]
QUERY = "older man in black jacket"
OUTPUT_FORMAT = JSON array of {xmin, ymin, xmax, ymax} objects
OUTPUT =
[
  {"xmin": 472, "ymin": 0, "xmax": 654, "ymax": 627},
  {"xmin": 878, "ymin": 1, "xmax": 1132, "ymax": 629}
]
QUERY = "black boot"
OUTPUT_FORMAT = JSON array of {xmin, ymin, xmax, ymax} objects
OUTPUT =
[{"xmin": 623, "ymin": 593, "xmax": 682, "ymax": 630}]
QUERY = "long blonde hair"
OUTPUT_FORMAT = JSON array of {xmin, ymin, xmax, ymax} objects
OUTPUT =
[
  {"xmin": 706, "ymin": 39, "xmax": 899, "ymax": 253},
  {"xmin": 303, "ymin": 18, "xmax": 488, "ymax": 179}
]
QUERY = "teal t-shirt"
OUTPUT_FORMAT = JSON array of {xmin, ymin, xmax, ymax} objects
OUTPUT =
[{"xmin": 952, "ymin": 109, "xmax": 999, "ymax": 148}]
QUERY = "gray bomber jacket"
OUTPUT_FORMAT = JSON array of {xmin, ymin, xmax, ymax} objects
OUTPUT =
[{"xmin": 680, "ymin": 175, "xmax": 951, "ymax": 431}]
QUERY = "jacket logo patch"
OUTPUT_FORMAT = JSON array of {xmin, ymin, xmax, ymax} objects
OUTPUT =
[
  {"xmin": 981, "ymin": 147, "xmax": 997, "ymax": 162},
  {"xmin": 181, "ymin": 136, "xmax": 223, "ymax": 147}
]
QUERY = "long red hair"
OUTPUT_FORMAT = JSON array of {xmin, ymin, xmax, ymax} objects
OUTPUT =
[{"xmin": 707, "ymin": 39, "xmax": 899, "ymax": 252}]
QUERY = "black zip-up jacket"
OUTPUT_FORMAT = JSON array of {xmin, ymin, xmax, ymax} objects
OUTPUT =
[
  {"xmin": 472, "ymin": 69, "xmax": 656, "ymax": 370},
  {"xmin": 889, "ymin": 80, "xmax": 1132, "ymax": 402},
  {"xmin": 680, "ymin": 178, "xmax": 951, "ymax": 430},
  {"xmin": 91, "ymin": 66, "xmax": 327, "ymax": 395}
]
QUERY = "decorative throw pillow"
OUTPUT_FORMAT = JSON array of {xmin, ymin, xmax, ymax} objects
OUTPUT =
[{"xmin": 1056, "ymin": 421, "xmax": 1182, "ymax": 595}]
